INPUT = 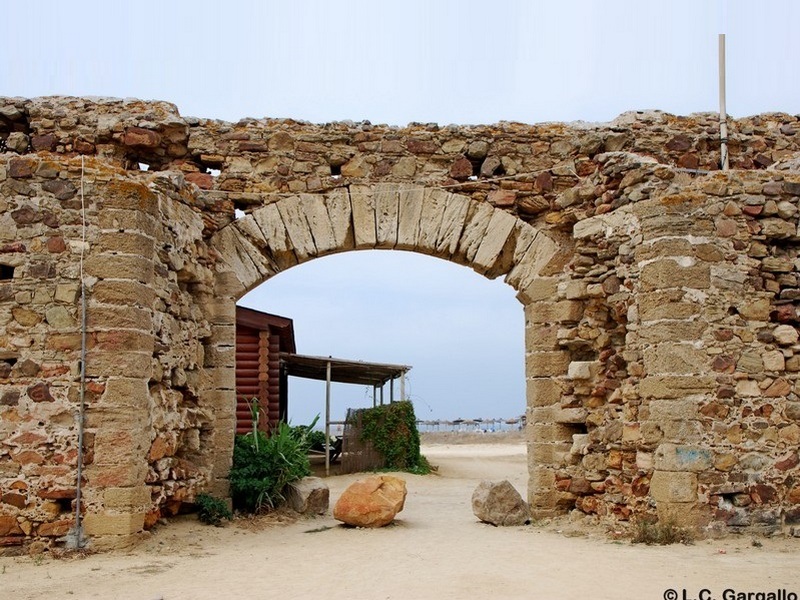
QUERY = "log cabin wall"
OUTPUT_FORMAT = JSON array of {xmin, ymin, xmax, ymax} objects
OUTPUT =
[{"xmin": 235, "ymin": 308, "xmax": 294, "ymax": 434}]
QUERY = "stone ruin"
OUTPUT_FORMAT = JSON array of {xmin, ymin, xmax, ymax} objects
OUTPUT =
[{"xmin": 1, "ymin": 96, "xmax": 800, "ymax": 551}]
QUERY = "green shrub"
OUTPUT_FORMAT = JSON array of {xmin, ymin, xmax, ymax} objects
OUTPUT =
[
  {"xmin": 357, "ymin": 401, "xmax": 429, "ymax": 473},
  {"xmin": 229, "ymin": 421, "xmax": 312, "ymax": 513},
  {"xmin": 195, "ymin": 493, "xmax": 232, "ymax": 526}
]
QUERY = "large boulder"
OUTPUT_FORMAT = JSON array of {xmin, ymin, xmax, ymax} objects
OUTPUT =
[
  {"xmin": 471, "ymin": 480, "xmax": 530, "ymax": 526},
  {"xmin": 286, "ymin": 476, "xmax": 329, "ymax": 515},
  {"xmin": 333, "ymin": 475, "xmax": 407, "ymax": 527}
]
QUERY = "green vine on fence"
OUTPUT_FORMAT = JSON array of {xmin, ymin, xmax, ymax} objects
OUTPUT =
[{"xmin": 357, "ymin": 401, "xmax": 429, "ymax": 474}]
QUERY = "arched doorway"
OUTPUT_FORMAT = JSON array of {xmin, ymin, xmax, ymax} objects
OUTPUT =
[{"xmin": 202, "ymin": 183, "xmax": 564, "ymax": 516}]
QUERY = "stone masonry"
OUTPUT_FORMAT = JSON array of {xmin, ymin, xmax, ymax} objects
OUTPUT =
[{"xmin": 1, "ymin": 96, "xmax": 799, "ymax": 550}]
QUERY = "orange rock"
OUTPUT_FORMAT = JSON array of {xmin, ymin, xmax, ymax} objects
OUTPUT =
[
  {"xmin": 333, "ymin": 475, "xmax": 406, "ymax": 528},
  {"xmin": 37, "ymin": 519, "xmax": 72, "ymax": 537}
]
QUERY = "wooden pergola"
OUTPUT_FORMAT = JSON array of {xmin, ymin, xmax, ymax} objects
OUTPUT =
[{"xmin": 279, "ymin": 353, "xmax": 412, "ymax": 475}]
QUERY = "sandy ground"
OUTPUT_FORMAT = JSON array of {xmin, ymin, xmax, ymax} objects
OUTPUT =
[{"xmin": 1, "ymin": 435, "xmax": 798, "ymax": 600}]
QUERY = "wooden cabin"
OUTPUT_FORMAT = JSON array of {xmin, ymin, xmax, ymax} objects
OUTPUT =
[{"xmin": 234, "ymin": 307, "xmax": 296, "ymax": 434}]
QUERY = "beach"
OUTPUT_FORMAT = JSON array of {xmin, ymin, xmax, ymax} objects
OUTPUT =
[{"xmin": 1, "ymin": 433, "xmax": 797, "ymax": 600}]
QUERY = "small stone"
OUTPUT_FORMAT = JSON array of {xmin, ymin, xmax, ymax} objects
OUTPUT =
[
  {"xmin": 5, "ymin": 132, "xmax": 29, "ymax": 153},
  {"xmin": 775, "ymin": 452, "xmax": 799, "ymax": 471},
  {"xmin": 487, "ymin": 189, "xmax": 516, "ymax": 207},
  {"xmin": 774, "ymin": 325, "xmax": 799, "ymax": 346},
  {"xmin": 471, "ymin": 480, "xmax": 530, "ymax": 526},
  {"xmin": 516, "ymin": 195, "xmax": 550, "ymax": 215},
  {"xmin": 449, "ymin": 156, "xmax": 472, "ymax": 180},
  {"xmin": 406, "ymin": 139, "xmax": 438, "ymax": 154},
  {"xmin": 123, "ymin": 127, "xmax": 161, "ymax": 148},
  {"xmin": 27, "ymin": 382, "xmax": 55, "ymax": 403},
  {"xmin": 0, "ymin": 104, "xmax": 23, "ymax": 120},
  {"xmin": 42, "ymin": 179, "xmax": 77, "ymax": 200},
  {"xmin": 466, "ymin": 140, "xmax": 489, "ymax": 159},
  {"xmin": 715, "ymin": 218, "xmax": 737, "ymax": 237},
  {"xmin": 764, "ymin": 378, "xmax": 791, "ymax": 397},
  {"xmin": 30, "ymin": 133, "xmax": 56, "ymax": 151},
  {"xmin": 8, "ymin": 158, "xmax": 33, "ymax": 178},
  {"xmin": 783, "ymin": 181, "xmax": 800, "ymax": 195},
  {"xmin": 762, "ymin": 350, "xmax": 785, "ymax": 371},
  {"xmin": 0, "ymin": 390, "xmax": 20, "ymax": 406},
  {"xmin": 185, "ymin": 172, "xmax": 214, "ymax": 189},
  {"xmin": 762, "ymin": 181, "xmax": 783, "ymax": 196}
]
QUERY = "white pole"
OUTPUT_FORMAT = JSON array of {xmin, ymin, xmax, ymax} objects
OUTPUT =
[
  {"xmin": 719, "ymin": 33, "xmax": 729, "ymax": 171},
  {"xmin": 325, "ymin": 360, "xmax": 331, "ymax": 477}
]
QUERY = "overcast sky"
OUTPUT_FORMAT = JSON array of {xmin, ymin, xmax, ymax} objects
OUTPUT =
[{"xmin": 4, "ymin": 1, "xmax": 799, "ymax": 426}]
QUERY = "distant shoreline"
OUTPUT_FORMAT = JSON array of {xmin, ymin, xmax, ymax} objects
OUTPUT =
[{"xmin": 420, "ymin": 429, "xmax": 525, "ymax": 445}]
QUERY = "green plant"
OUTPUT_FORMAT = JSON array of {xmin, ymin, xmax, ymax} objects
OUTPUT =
[
  {"xmin": 304, "ymin": 429, "xmax": 328, "ymax": 451},
  {"xmin": 631, "ymin": 517, "xmax": 693, "ymax": 545},
  {"xmin": 288, "ymin": 414, "xmax": 321, "ymax": 448},
  {"xmin": 195, "ymin": 493, "xmax": 233, "ymax": 526},
  {"xmin": 229, "ymin": 421, "xmax": 312, "ymax": 513},
  {"xmin": 357, "ymin": 401, "xmax": 429, "ymax": 473},
  {"xmin": 245, "ymin": 397, "xmax": 260, "ymax": 451}
]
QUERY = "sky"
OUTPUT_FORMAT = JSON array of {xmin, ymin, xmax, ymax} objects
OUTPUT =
[{"xmin": 4, "ymin": 0, "xmax": 799, "ymax": 426}]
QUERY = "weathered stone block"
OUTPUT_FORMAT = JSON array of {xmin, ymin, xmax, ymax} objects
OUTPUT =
[
  {"xmin": 639, "ymin": 376, "xmax": 714, "ymax": 399},
  {"xmin": 350, "ymin": 184, "xmax": 377, "ymax": 249},
  {"xmin": 520, "ymin": 277, "xmax": 558, "ymax": 303},
  {"xmin": 83, "ymin": 512, "xmax": 146, "ymax": 536},
  {"xmin": 104, "ymin": 486, "xmax": 152, "ymax": 509},
  {"xmin": 643, "ymin": 343, "xmax": 708, "ymax": 375},
  {"xmin": 526, "ymin": 351, "xmax": 570, "ymax": 377},
  {"xmin": 566, "ymin": 361, "xmax": 601, "ymax": 380},
  {"xmin": 526, "ymin": 378, "xmax": 563, "ymax": 407},
  {"xmin": 654, "ymin": 444, "xmax": 713, "ymax": 472},
  {"xmin": 86, "ymin": 351, "xmax": 152, "ymax": 378},
  {"xmin": 648, "ymin": 398, "xmax": 700, "ymax": 421},
  {"xmin": 524, "ymin": 324, "xmax": 558, "ymax": 350},
  {"xmin": 85, "ymin": 254, "xmax": 154, "ymax": 284},
  {"xmin": 640, "ymin": 259, "xmax": 710, "ymax": 291},
  {"xmin": 655, "ymin": 501, "xmax": 705, "ymax": 529},
  {"xmin": 649, "ymin": 470, "xmax": 697, "ymax": 503},
  {"xmin": 97, "ymin": 232, "xmax": 155, "ymax": 257},
  {"xmin": 526, "ymin": 300, "xmax": 583, "ymax": 324}
]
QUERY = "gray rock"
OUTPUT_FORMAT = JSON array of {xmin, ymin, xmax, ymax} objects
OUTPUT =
[
  {"xmin": 471, "ymin": 480, "xmax": 530, "ymax": 526},
  {"xmin": 286, "ymin": 477, "xmax": 329, "ymax": 515},
  {"xmin": 5, "ymin": 132, "xmax": 29, "ymax": 153}
]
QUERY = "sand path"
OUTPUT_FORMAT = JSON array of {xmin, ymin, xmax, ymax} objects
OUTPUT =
[{"xmin": 1, "ymin": 441, "xmax": 797, "ymax": 600}]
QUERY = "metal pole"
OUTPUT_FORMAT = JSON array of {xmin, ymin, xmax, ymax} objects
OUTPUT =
[
  {"xmin": 400, "ymin": 372, "xmax": 405, "ymax": 401},
  {"xmin": 390, "ymin": 378, "xmax": 394, "ymax": 403},
  {"xmin": 373, "ymin": 385, "xmax": 377, "ymax": 408},
  {"xmin": 325, "ymin": 360, "xmax": 331, "ymax": 477},
  {"xmin": 719, "ymin": 33, "xmax": 729, "ymax": 171},
  {"xmin": 68, "ymin": 155, "xmax": 88, "ymax": 550}
]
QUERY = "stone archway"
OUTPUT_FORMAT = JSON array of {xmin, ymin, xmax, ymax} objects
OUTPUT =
[
  {"xmin": 4, "ymin": 97, "xmax": 800, "ymax": 550},
  {"xmin": 202, "ymin": 183, "xmax": 565, "ymax": 516}
]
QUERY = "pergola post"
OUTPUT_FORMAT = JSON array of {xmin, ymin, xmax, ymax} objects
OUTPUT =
[{"xmin": 325, "ymin": 360, "xmax": 331, "ymax": 477}]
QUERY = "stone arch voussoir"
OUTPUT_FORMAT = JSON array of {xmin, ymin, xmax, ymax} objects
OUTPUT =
[{"xmin": 210, "ymin": 183, "xmax": 560, "ymax": 298}]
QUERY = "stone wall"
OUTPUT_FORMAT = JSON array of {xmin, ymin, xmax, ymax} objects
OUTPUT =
[
  {"xmin": 1, "ymin": 96, "xmax": 800, "ymax": 551},
  {"xmin": 531, "ymin": 169, "xmax": 800, "ymax": 535}
]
